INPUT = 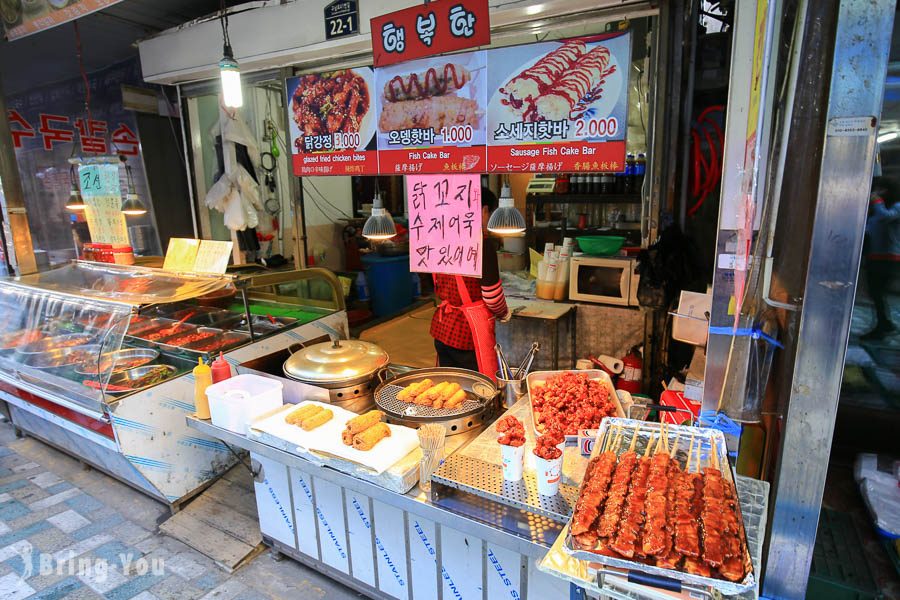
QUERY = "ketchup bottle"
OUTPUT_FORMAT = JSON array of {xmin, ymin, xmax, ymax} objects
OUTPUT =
[{"xmin": 211, "ymin": 353, "xmax": 233, "ymax": 383}]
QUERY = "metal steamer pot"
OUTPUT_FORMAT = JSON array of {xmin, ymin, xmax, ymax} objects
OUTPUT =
[{"xmin": 282, "ymin": 338, "xmax": 389, "ymax": 413}]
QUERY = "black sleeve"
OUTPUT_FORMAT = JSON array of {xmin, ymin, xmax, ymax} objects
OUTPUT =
[{"xmin": 481, "ymin": 237, "xmax": 500, "ymax": 287}]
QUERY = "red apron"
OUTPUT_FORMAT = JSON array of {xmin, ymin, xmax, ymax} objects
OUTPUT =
[{"xmin": 447, "ymin": 275, "xmax": 499, "ymax": 381}]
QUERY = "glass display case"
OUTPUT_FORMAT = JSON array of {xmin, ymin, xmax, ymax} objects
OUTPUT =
[{"xmin": 0, "ymin": 261, "xmax": 344, "ymax": 415}]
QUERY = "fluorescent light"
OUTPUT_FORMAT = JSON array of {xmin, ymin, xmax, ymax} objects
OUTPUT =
[
  {"xmin": 525, "ymin": 4, "xmax": 545, "ymax": 15},
  {"xmin": 877, "ymin": 131, "xmax": 898, "ymax": 143},
  {"xmin": 219, "ymin": 51, "xmax": 243, "ymax": 108}
]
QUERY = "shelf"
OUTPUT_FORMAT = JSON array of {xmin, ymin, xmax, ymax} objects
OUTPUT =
[{"xmin": 527, "ymin": 193, "xmax": 642, "ymax": 204}]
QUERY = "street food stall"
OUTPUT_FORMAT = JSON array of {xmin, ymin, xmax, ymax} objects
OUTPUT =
[{"xmin": 0, "ymin": 261, "xmax": 346, "ymax": 510}]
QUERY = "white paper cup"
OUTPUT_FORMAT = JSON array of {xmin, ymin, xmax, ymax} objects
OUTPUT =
[
  {"xmin": 534, "ymin": 454, "xmax": 563, "ymax": 496},
  {"xmin": 500, "ymin": 444, "xmax": 525, "ymax": 481}
]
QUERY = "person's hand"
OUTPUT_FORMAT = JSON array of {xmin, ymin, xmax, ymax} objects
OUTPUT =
[{"xmin": 499, "ymin": 310, "xmax": 513, "ymax": 323}]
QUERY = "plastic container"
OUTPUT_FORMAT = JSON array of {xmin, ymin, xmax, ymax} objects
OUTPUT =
[
  {"xmin": 362, "ymin": 254, "xmax": 413, "ymax": 317},
  {"xmin": 500, "ymin": 444, "xmax": 524, "ymax": 481},
  {"xmin": 534, "ymin": 455, "xmax": 562, "ymax": 495},
  {"xmin": 808, "ymin": 509, "xmax": 881, "ymax": 600},
  {"xmin": 207, "ymin": 374, "xmax": 284, "ymax": 434},
  {"xmin": 111, "ymin": 245, "xmax": 135, "ymax": 265},
  {"xmin": 576, "ymin": 236, "xmax": 626, "ymax": 256},
  {"xmin": 193, "ymin": 358, "xmax": 213, "ymax": 419}
]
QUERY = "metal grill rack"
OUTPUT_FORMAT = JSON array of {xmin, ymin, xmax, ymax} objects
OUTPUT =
[
  {"xmin": 377, "ymin": 382, "xmax": 486, "ymax": 418},
  {"xmin": 430, "ymin": 453, "xmax": 579, "ymax": 523}
]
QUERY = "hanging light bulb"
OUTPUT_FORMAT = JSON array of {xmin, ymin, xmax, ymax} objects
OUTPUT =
[
  {"xmin": 120, "ymin": 157, "xmax": 147, "ymax": 216},
  {"xmin": 66, "ymin": 165, "xmax": 86, "ymax": 211},
  {"xmin": 487, "ymin": 184, "xmax": 526, "ymax": 236},
  {"xmin": 218, "ymin": 3, "xmax": 242, "ymax": 108},
  {"xmin": 362, "ymin": 192, "xmax": 396, "ymax": 240}
]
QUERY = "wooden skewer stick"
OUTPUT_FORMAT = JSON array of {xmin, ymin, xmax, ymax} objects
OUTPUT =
[
  {"xmin": 687, "ymin": 433, "xmax": 696, "ymax": 472},
  {"xmin": 711, "ymin": 440, "xmax": 721, "ymax": 471},
  {"xmin": 669, "ymin": 432, "xmax": 680, "ymax": 459},
  {"xmin": 628, "ymin": 424, "xmax": 640, "ymax": 453},
  {"xmin": 644, "ymin": 434, "xmax": 656, "ymax": 458}
]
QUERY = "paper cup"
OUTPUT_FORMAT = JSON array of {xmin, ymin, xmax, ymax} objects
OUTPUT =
[
  {"xmin": 500, "ymin": 444, "xmax": 525, "ymax": 481},
  {"xmin": 534, "ymin": 455, "xmax": 563, "ymax": 496}
]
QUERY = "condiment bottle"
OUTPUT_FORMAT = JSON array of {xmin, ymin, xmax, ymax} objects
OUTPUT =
[
  {"xmin": 211, "ymin": 352, "xmax": 232, "ymax": 383},
  {"xmin": 193, "ymin": 357, "xmax": 213, "ymax": 419}
]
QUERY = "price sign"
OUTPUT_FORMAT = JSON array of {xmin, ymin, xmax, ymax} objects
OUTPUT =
[
  {"xmin": 324, "ymin": 0, "xmax": 359, "ymax": 40},
  {"xmin": 485, "ymin": 32, "xmax": 630, "ymax": 173},
  {"xmin": 406, "ymin": 174, "xmax": 482, "ymax": 277},
  {"xmin": 78, "ymin": 163, "xmax": 129, "ymax": 245}
]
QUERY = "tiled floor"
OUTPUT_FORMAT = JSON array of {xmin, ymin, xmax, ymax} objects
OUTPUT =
[
  {"xmin": 359, "ymin": 304, "xmax": 437, "ymax": 368},
  {"xmin": 0, "ymin": 423, "xmax": 363, "ymax": 600}
]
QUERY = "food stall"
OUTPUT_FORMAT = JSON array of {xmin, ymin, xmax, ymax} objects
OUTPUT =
[{"xmin": 0, "ymin": 261, "xmax": 346, "ymax": 510}]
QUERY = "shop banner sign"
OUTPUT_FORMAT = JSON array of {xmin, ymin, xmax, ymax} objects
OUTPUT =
[
  {"xmin": 78, "ymin": 163, "xmax": 129, "ymax": 246},
  {"xmin": 486, "ymin": 32, "xmax": 630, "ymax": 173},
  {"xmin": 371, "ymin": 0, "xmax": 490, "ymax": 68},
  {"xmin": 286, "ymin": 68, "xmax": 379, "ymax": 176},
  {"xmin": 3, "ymin": 0, "xmax": 124, "ymax": 41},
  {"xmin": 406, "ymin": 174, "xmax": 482, "ymax": 277},
  {"xmin": 376, "ymin": 51, "xmax": 487, "ymax": 175}
]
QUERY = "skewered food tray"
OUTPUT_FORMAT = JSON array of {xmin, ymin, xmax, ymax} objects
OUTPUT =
[
  {"xmin": 374, "ymin": 367, "xmax": 499, "ymax": 435},
  {"xmin": 563, "ymin": 417, "xmax": 754, "ymax": 596}
]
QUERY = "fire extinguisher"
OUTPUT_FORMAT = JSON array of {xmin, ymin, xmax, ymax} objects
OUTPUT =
[{"xmin": 617, "ymin": 345, "xmax": 643, "ymax": 394}]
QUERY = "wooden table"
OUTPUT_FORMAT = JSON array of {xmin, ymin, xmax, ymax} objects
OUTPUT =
[{"xmin": 507, "ymin": 299, "xmax": 577, "ymax": 370}]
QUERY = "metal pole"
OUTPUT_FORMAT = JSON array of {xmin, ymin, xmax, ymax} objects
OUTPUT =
[
  {"xmin": 280, "ymin": 68, "xmax": 307, "ymax": 270},
  {"xmin": 176, "ymin": 84, "xmax": 200, "ymax": 239},
  {"xmin": 0, "ymin": 75, "xmax": 37, "ymax": 275},
  {"xmin": 763, "ymin": 0, "xmax": 896, "ymax": 597}
]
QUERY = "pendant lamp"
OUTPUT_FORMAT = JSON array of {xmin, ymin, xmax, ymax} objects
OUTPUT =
[
  {"xmin": 66, "ymin": 165, "xmax": 86, "ymax": 210},
  {"xmin": 487, "ymin": 184, "xmax": 526, "ymax": 235},
  {"xmin": 218, "ymin": 3, "xmax": 242, "ymax": 108},
  {"xmin": 120, "ymin": 157, "xmax": 147, "ymax": 216},
  {"xmin": 362, "ymin": 192, "xmax": 396, "ymax": 240}
]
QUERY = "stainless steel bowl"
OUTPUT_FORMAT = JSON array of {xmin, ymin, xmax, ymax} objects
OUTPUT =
[
  {"xmin": 23, "ymin": 344, "xmax": 102, "ymax": 371},
  {"xmin": 17, "ymin": 333, "xmax": 97, "ymax": 355},
  {"xmin": 74, "ymin": 348, "xmax": 159, "ymax": 376},
  {"xmin": 106, "ymin": 364, "xmax": 178, "ymax": 394}
]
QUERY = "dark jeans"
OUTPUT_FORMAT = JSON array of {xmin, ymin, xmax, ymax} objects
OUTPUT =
[
  {"xmin": 866, "ymin": 259, "xmax": 898, "ymax": 328},
  {"xmin": 434, "ymin": 339, "xmax": 479, "ymax": 372}
]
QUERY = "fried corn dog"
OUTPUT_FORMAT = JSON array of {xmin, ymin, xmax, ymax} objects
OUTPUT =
[
  {"xmin": 444, "ymin": 388, "xmax": 467, "ymax": 409},
  {"xmin": 397, "ymin": 378, "xmax": 432, "ymax": 402},
  {"xmin": 420, "ymin": 382, "xmax": 450, "ymax": 404},
  {"xmin": 352, "ymin": 422, "xmax": 391, "ymax": 451},
  {"xmin": 342, "ymin": 429, "xmax": 354, "ymax": 446},
  {"xmin": 439, "ymin": 383, "xmax": 461, "ymax": 402},
  {"xmin": 285, "ymin": 404, "xmax": 321, "ymax": 425},
  {"xmin": 301, "ymin": 409, "xmax": 333, "ymax": 431},
  {"xmin": 345, "ymin": 410, "xmax": 384, "ymax": 435}
]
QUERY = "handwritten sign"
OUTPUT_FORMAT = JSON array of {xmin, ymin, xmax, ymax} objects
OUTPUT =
[
  {"xmin": 78, "ymin": 163, "xmax": 129, "ymax": 245},
  {"xmin": 163, "ymin": 238, "xmax": 233, "ymax": 274},
  {"xmin": 406, "ymin": 174, "xmax": 482, "ymax": 277}
]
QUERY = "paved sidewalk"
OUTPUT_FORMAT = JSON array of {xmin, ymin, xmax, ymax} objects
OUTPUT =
[{"xmin": 0, "ymin": 422, "xmax": 362, "ymax": 600}]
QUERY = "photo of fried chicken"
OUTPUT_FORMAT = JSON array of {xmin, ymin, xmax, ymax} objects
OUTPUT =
[{"xmin": 291, "ymin": 69, "xmax": 370, "ymax": 150}]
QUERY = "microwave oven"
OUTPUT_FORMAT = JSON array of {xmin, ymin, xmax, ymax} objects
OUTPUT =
[{"xmin": 568, "ymin": 256, "xmax": 640, "ymax": 306}]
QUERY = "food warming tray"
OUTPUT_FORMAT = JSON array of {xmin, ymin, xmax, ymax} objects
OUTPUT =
[
  {"xmin": 526, "ymin": 369, "xmax": 626, "ymax": 441},
  {"xmin": 374, "ymin": 367, "xmax": 499, "ymax": 435},
  {"xmin": 563, "ymin": 417, "xmax": 755, "ymax": 596}
]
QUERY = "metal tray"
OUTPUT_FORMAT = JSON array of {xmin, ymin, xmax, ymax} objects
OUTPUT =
[
  {"xmin": 562, "ymin": 417, "xmax": 755, "ymax": 596},
  {"xmin": 16, "ymin": 332, "xmax": 99, "ymax": 356},
  {"xmin": 181, "ymin": 330, "xmax": 250, "ymax": 354},
  {"xmin": 374, "ymin": 367, "xmax": 498, "ymax": 421},
  {"xmin": 22, "ymin": 344, "xmax": 103, "ymax": 371},
  {"xmin": 228, "ymin": 314, "xmax": 296, "ymax": 336},
  {"xmin": 167, "ymin": 307, "xmax": 241, "ymax": 328},
  {"xmin": 105, "ymin": 364, "xmax": 178, "ymax": 395},
  {"xmin": 526, "ymin": 370, "xmax": 626, "ymax": 441},
  {"xmin": 154, "ymin": 326, "xmax": 223, "ymax": 348},
  {"xmin": 125, "ymin": 317, "xmax": 180, "ymax": 340},
  {"xmin": 74, "ymin": 348, "xmax": 159, "ymax": 376}
]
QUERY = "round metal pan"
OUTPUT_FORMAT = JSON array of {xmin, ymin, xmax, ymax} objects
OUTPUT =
[
  {"xmin": 17, "ymin": 333, "xmax": 97, "ymax": 356},
  {"xmin": 22, "ymin": 344, "xmax": 103, "ymax": 371},
  {"xmin": 374, "ymin": 367, "xmax": 499, "ymax": 434},
  {"xmin": 105, "ymin": 364, "xmax": 178, "ymax": 395}
]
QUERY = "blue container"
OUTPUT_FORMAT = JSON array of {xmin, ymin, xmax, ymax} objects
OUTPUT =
[{"xmin": 361, "ymin": 254, "xmax": 413, "ymax": 317}]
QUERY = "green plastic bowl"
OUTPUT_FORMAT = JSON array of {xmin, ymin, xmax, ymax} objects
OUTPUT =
[{"xmin": 576, "ymin": 236, "xmax": 626, "ymax": 256}]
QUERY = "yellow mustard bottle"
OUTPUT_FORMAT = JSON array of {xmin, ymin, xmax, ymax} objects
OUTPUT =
[{"xmin": 193, "ymin": 357, "xmax": 213, "ymax": 419}]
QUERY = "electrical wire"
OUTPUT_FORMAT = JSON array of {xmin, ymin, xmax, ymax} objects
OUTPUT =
[
  {"xmin": 73, "ymin": 22, "xmax": 92, "ymax": 125},
  {"xmin": 686, "ymin": 105, "xmax": 725, "ymax": 218}
]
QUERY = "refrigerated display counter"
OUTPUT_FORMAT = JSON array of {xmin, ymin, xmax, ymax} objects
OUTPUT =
[{"xmin": 0, "ymin": 261, "xmax": 347, "ymax": 510}]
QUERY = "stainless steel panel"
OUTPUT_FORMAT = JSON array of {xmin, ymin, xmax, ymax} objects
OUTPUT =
[{"xmin": 763, "ymin": 0, "xmax": 896, "ymax": 597}]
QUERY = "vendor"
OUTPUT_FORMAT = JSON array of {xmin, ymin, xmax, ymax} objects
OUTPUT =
[{"xmin": 430, "ymin": 187, "xmax": 511, "ymax": 376}]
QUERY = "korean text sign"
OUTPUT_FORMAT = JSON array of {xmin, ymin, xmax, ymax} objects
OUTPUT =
[
  {"xmin": 4, "ymin": 0, "xmax": 125, "ymax": 40},
  {"xmin": 285, "ymin": 68, "xmax": 379, "ymax": 176},
  {"xmin": 371, "ymin": 0, "xmax": 490, "ymax": 68},
  {"xmin": 407, "ymin": 174, "xmax": 482, "ymax": 277},
  {"xmin": 485, "ymin": 31, "xmax": 631, "ymax": 173},
  {"xmin": 78, "ymin": 163, "xmax": 129, "ymax": 246},
  {"xmin": 375, "ymin": 51, "xmax": 487, "ymax": 175}
]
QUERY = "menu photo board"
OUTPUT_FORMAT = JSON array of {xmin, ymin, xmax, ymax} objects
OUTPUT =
[
  {"xmin": 486, "ymin": 31, "xmax": 631, "ymax": 173},
  {"xmin": 406, "ymin": 174, "xmax": 482, "ymax": 277},
  {"xmin": 376, "ymin": 51, "xmax": 487, "ymax": 175},
  {"xmin": 286, "ymin": 68, "xmax": 378, "ymax": 176}
]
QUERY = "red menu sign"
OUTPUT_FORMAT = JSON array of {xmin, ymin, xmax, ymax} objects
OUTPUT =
[
  {"xmin": 375, "ymin": 51, "xmax": 487, "ymax": 175},
  {"xmin": 371, "ymin": 0, "xmax": 490, "ymax": 68},
  {"xmin": 285, "ymin": 69, "xmax": 379, "ymax": 176},
  {"xmin": 485, "ymin": 32, "xmax": 631, "ymax": 173}
]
